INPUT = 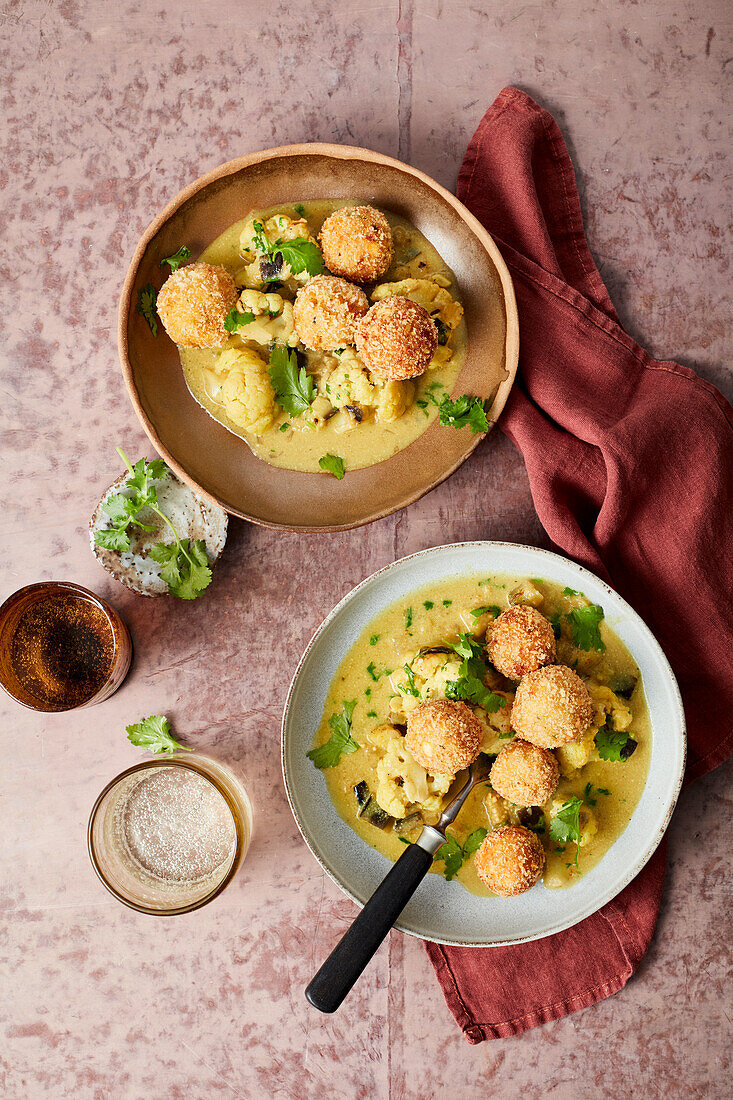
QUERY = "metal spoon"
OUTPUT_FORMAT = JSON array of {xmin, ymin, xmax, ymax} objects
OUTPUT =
[{"xmin": 305, "ymin": 754, "xmax": 493, "ymax": 1014}]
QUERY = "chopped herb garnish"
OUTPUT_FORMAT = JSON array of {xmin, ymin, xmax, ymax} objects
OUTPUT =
[
  {"xmin": 268, "ymin": 344, "xmax": 315, "ymax": 418},
  {"xmin": 566, "ymin": 603, "xmax": 606, "ymax": 652},
  {"xmin": 294, "ymin": 203, "xmax": 306, "ymax": 217},
  {"xmin": 595, "ymin": 724, "xmax": 638, "ymax": 762},
  {"xmin": 438, "ymin": 394, "xmax": 490, "ymax": 433},
  {"xmin": 443, "ymin": 599, "xmax": 452, "ymax": 607},
  {"xmin": 597, "ymin": 787, "xmax": 611, "ymax": 795},
  {"xmin": 434, "ymin": 828, "xmax": 487, "ymax": 880},
  {"xmin": 126, "ymin": 714, "xmax": 191, "ymax": 754},
  {"xmin": 224, "ymin": 308, "xmax": 255, "ymax": 332},
  {"xmin": 399, "ymin": 664, "xmax": 421, "ymax": 698},
  {"xmin": 563, "ymin": 586, "xmax": 580, "ymax": 597},
  {"xmin": 405, "ymin": 607, "xmax": 413, "ymax": 629},
  {"xmin": 442, "ymin": 633, "xmax": 506, "ymax": 713},
  {"xmin": 279, "ymin": 423, "xmax": 290, "ymax": 432},
  {"xmin": 584, "ymin": 782, "xmax": 597, "ymax": 807},
  {"xmin": 366, "ymin": 710, "xmax": 377, "ymax": 718},
  {"xmin": 470, "ymin": 605, "xmax": 501, "ymax": 620},
  {"xmin": 370, "ymin": 634, "xmax": 380, "ymax": 646},
  {"xmin": 252, "ymin": 217, "xmax": 325, "ymax": 277},
  {"xmin": 548, "ymin": 612, "xmax": 562, "ymax": 639},
  {"xmin": 306, "ymin": 700, "xmax": 358, "ymax": 769},
  {"xmin": 161, "ymin": 245, "xmax": 191, "ymax": 272},
  {"xmin": 548, "ymin": 796, "xmax": 584, "ymax": 867},
  {"xmin": 423, "ymin": 600, "xmax": 434, "ymax": 610},
  {"xmin": 319, "ymin": 453, "xmax": 346, "ymax": 479},
  {"xmin": 136, "ymin": 284, "xmax": 158, "ymax": 336},
  {"xmin": 366, "ymin": 662, "xmax": 379, "ymax": 681}
]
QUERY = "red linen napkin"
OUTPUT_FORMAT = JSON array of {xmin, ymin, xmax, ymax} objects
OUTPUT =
[{"xmin": 425, "ymin": 87, "xmax": 733, "ymax": 1042}]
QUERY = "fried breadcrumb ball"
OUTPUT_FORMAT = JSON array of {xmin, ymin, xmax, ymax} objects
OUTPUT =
[
  {"xmin": 489, "ymin": 739, "xmax": 559, "ymax": 807},
  {"xmin": 292, "ymin": 275, "xmax": 369, "ymax": 351},
  {"xmin": 157, "ymin": 262, "xmax": 238, "ymax": 348},
  {"xmin": 319, "ymin": 205, "xmax": 394, "ymax": 283},
  {"xmin": 511, "ymin": 665, "xmax": 593, "ymax": 749},
  {"xmin": 474, "ymin": 825, "xmax": 545, "ymax": 896},
  {"xmin": 487, "ymin": 605, "xmax": 556, "ymax": 680},
  {"xmin": 405, "ymin": 698, "xmax": 483, "ymax": 774},
  {"xmin": 355, "ymin": 296, "xmax": 438, "ymax": 380}
]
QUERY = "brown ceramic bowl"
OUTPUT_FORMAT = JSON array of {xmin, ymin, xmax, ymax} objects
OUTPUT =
[{"xmin": 119, "ymin": 144, "xmax": 519, "ymax": 531}]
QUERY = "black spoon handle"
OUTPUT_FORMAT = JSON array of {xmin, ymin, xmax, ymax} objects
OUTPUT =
[{"xmin": 305, "ymin": 841, "xmax": 434, "ymax": 1014}]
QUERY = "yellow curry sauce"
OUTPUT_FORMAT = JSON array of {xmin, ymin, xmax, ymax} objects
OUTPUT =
[
  {"xmin": 179, "ymin": 200, "xmax": 467, "ymax": 473},
  {"xmin": 311, "ymin": 574, "xmax": 651, "ymax": 895}
]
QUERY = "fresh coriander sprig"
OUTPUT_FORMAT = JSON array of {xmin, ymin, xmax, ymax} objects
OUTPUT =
[
  {"xmin": 548, "ymin": 796, "xmax": 584, "ymax": 867},
  {"xmin": 268, "ymin": 344, "xmax": 315, "ymax": 418},
  {"xmin": 161, "ymin": 245, "xmax": 191, "ymax": 272},
  {"xmin": 126, "ymin": 714, "xmax": 192, "ymax": 754},
  {"xmin": 420, "ymin": 386, "xmax": 490, "ymax": 433},
  {"xmin": 319, "ymin": 453, "xmax": 345, "ymax": 479},
  {"xmin": 307, "ymin": 700, "xmax": 359, "ymax": 769},
  {"xmin": 94, "ymin": 449, "xmax": 212, "ymax": 600},
  {"xmin": 224, "ymin": 308, "xmax": 255, "ymax": 333},
  {"xmin": 136, "ymin": 284, "xmax": 158, "ymax": 336},
  {"xmin": 251, "ymin": 218, "xmax": 325, "ymax": 278},
  {"xmin": 595, "ymin": 723, "xmax": 637, "ymax": 762},
  {"xmin": 566, "ymin": 603, "xmax": 606, "ymax": 652},
  {"xmin": 433, "ymin": 828, "xmax": 488, "ymax": 880},
  {"xmin": 441, "ymin": 633, "xmax": 506, "ymax": 713}
]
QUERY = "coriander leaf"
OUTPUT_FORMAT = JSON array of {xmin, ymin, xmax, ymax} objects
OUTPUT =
[
  {"xmin": 136, "ymin": 284, "xmax": 158, "ymax": 336},
  {"xmin": 445, "ymin": 675, "xmax": 505, "ymax": 713},
  {"xmin": 276, "ymin": 238, "xmax": 326, "ymax": 276},
  {"xmin": 224, "ymin": 308, "xmax": 255, "ymax": 332},
  {"xmin": 584, "ymin": 782, "xmax": 597, "ymax": 806},
  {"xmin": 595, "ymin": 724, "xmax": 638, "ymax": 762},
  {"xmin": 405, "ymin": 608, "xmax": 413, "ymax": 629},
  {"xmin": 370, "ymin": 634, "xmax": 380, "ymax": 646},
  {"xmin": 126, "ymin": 714, "xmax": 192, "ymax": 754},
  {"xmin": 149, "ymin": 540, "xmax": 182, "ymax": 587},
  {"xmin": 161, "ymin": 245, "xmax": 191, "ymax": 272},
  {"xmin": 433, "ymin": 835, "xmax": 464, "ymax": 880},
  {"xmin": 566, "ymin": 603, "xmax": 606, "ymax": 651},
  {"xmin": 548, "ymin": 796, "xmax": 583, "ymax": 866},
  {"xmin": 169, "ymin": 539, "xmax": 212, "ymax": 600},
  {"xmin": 563, "ymin": 586, "xmax": 580, "ymax": 597},
  {"xmin": 102, "ymin": 492, "xmax": 136, "ymax": 525},
  {"xmin": 94, "ymin": 526, "xmax": 131, "ymax": 553},
  {"xmin": 438, "ymin": 394, "xmax": 490, "ymax": 433},
  {"xmin": 294, "ymin": 203, "xmax": 306, "ymax": 217},
  {"xmin": 424, "ymin": 600, "xmax": 434, "ymax": 610},
  {"xmin": 307, "ymin": 700, "xmax": 359, "ymax": 769},
  {"xmin": 251, "ymin": 219, "xmax": 270, "ymax": 255},
  {"xmin": 471, "ymin": 605, "xmax": 501, "ymax": 620},
  {"xmin": 463, "ymin": 828, "xmax": 488, "ymax": 857},
  {"xmin": 268, "ymin": 344, "xmax": 315, "ymax": 417},
  {"xmin": 319, "ymin": 453, "xmax": 345, "ymax": 479},
  {"xmin": 399, "ymin": 664, "xmax": 421, "ymax": 698}
]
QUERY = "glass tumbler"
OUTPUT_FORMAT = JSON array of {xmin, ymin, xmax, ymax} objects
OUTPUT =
[
  {"xmin": 88, "ymin": 754, "xmax": 252, "ymax": 915},
  {"xmin": 0, "ymin": 581, "xmax": 132, "ymax": 712}
]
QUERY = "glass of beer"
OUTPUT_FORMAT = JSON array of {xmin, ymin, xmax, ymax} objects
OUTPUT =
[
  {"xmin": 88, "ymin": 755, "xmax": 253, "ymax": 914},
  {"xmin": 0, "ymin": 581, "xmax": 132, "ymax": 711}
]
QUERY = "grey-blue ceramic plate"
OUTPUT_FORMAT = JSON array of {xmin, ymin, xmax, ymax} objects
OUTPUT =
[{"xmin": 282, "ymin": 542, "xmax": 686, "ymax": 946}]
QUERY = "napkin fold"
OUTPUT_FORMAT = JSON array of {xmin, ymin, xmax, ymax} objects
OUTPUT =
[{"xmin": 425, "ymin": 87, "xmax": 733, "ymax": 1042}]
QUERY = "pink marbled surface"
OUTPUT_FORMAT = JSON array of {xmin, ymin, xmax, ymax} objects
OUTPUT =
[{"xmin": 1, "ymin": 1, "xmax": 731, "ymax": 1097}]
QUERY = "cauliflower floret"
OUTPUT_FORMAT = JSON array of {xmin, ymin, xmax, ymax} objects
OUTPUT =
[
  {"xmin": 388, "ymin": 651, "xmax": 464, "ymax": 721},
  {"xmin": 217, "ymin": 347, "xmax": 277, "ymax": 434},
  {"xmin": 234, "ymin": 289, "xmax": 297, "ymax": 348},
  {"xmin": 481, "ymin": 788, "xmax": 523, "ymax": 829},
  {"xmin": 369, "ymin": 723, "xmax": 452, "ymax": 818},
  {"xmin": 474, "ymin": 692, "xmax": 514, "ymax": 754},
  {"xmin": 371, "ymin": 277, "xmax": 463, "ymax": 332},
  {"xmin": 238, "ymin": 215, "xmax": 318, "ymax": 290},
  {"xmin": 508, "ymin": 580, "xmax": 544, "ymax": 608},
  {"xmin": 555, "ymin": 728, "xmax": 596, "ymax": 776},
  {"xmin": 323, "ymin": 352, "xmax": 379, "ymax": 408},
  {"xmin": 376, "ymin": 378, "xmax": 414, "ymax": 422},
  {"xmin": 588, "ymin": 683, "xmax": 633, "ymax": 732}
]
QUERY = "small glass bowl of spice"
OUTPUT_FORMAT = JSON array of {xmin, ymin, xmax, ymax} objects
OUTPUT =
[
  {"xmin": 88, "ymin": 755, "xmax": 252, "ymax": 914},
  {"xmin": 0, "ymin": 581, "xmax": 132, "ymax": 712}
]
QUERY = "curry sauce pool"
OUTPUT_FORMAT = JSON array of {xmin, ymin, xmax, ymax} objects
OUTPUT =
[
  {"xmin": 307, "ymin": 573, "xmax": 651, "ymax": 895},
  {"xmin": 178, "ymin": 200, "xmax": 468, "ymax": 473}
]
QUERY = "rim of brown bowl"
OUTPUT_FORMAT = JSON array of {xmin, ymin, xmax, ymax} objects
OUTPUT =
[{"xmin": 119, "ymin": 143, "xmax": 519, "ymax": 532}]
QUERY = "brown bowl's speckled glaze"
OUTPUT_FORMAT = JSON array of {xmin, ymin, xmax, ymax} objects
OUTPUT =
[{"xmin": 119, "ymin": 144, "xmax": 519, "ymax": 531}]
